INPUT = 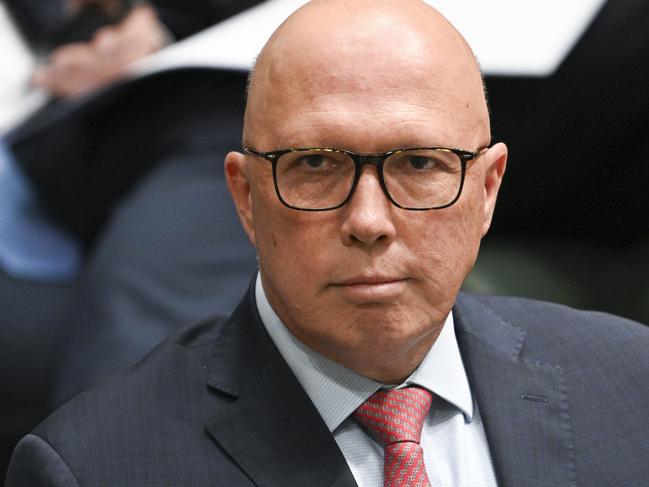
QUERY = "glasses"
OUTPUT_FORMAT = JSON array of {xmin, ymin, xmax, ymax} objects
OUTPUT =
[{"xmin": 243, "ymin": 145, "xmax": 489, "ymax": 211}]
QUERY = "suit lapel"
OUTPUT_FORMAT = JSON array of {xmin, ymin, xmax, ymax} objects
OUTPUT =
[
  {"xmin": 204, "ymin": 285, "xmax": 358, "ymax": 487},
  {"xmin": 454, "ymin": 294, "xmax": 577, "ymax": 487},
  {"xmin": 203, "ymin": 285, "xmax": 578, "ymax": 486}
]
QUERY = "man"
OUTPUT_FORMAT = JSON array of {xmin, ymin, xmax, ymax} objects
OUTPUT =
[{"xmin": 7, "ymin": 0, "xmax": 649, "ymax": 486}]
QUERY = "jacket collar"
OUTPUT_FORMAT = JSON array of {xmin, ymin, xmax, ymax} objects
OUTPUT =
[
  {"xmin": 204, "ymin": 281, "xmax": 358, "ymax": 487},
  {"xmin": 454, "ymin": 293, "xmax": 576, "ymax": 487}
]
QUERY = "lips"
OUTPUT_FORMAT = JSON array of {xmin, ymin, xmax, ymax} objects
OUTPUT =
[
  {"xmin": 332, "ymin": 275, "xmax": 409, "ymax": 302},
  {"xmin": 336, "ymin": 275, "xmax": 405, "ymax": 286}
]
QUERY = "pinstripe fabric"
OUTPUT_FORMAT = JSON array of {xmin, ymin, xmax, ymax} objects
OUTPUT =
[{"xmin": 355, "ymin": 387, "xmax": 433, "ymax": 487}]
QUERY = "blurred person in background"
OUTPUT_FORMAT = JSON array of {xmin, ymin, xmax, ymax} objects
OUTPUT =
[
  {"xmin": 13, "ymin": 0, "xmax": 261, "ymax": 98},
  {"xmin": 0, "ymin": 0, "xmax": 262, "ymax": 478}
]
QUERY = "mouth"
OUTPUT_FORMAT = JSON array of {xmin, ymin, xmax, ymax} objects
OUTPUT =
[
  {"xmin": 332, "ymin": 275, "xmax": 410, "ymax": 302},
  {"xmin": 337, "ymin": 275, "xmax": 405, "ymax": 285}
]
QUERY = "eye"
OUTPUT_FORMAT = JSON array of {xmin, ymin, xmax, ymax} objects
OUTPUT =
[
  {"xmin": 387, "ymin": 150, "xmax": 458, "ymax": 175},
  {"xmin": 298, "ymin": 154, "xmax": 326, "ymax": 168},
  {"xmin": 407, "ymin": 155, "xmax": 438, "ymax": 170},
  {"xmin": 290, "ymin": 152, "xmax": 347, "ymax": 172}
]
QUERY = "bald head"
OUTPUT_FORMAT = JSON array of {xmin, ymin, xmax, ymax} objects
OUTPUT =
[
  {"xmin": 226, "ymin": 0, "xmax": 508, "ymax": 383},
  {"xmin": 244, "ymin": 0, "xmax": 490, "ymax": 149}
]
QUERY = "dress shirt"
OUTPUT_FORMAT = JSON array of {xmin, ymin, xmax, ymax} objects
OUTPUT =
[
  {"xmin": 0, "ymin": 139, "xmax": 81, "ymax": 281},
  {"xmin": 255, "ymin": 274, "xmax": 499, "ymax": 487}
]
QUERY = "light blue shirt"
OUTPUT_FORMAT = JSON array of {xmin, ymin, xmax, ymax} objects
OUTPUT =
[
  {"xmin": 255, "ymin": 274, "xmax": 499, "ymax": 487},
  {"xmin": 0, "ymin": 139, "xmax": 81, "ymax": 281}
]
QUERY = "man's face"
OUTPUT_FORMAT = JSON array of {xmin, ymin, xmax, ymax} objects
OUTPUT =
[{"xmin": 227, "ymin": 3, "xmax": 506, "ymax": 382}]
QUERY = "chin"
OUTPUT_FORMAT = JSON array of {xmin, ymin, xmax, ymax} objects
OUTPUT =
[{"xmin": 357, "ymin": 315, "xmax": 433, "ymax": 343}]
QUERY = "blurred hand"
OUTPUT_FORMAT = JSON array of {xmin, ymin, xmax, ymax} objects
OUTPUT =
[{"xmin": 33, "ymin": 4, "xmax": 168, "ymax": 98}]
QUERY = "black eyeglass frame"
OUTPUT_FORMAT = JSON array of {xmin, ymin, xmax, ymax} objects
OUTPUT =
[{"xmin": 243, "ymin": 145, "xmax": 490, "ymax": 211}]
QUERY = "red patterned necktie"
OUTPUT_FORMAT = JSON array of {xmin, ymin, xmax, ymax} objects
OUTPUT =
[{"xmin": 353, "ymin": 386, "xmax": 433, "ymax": 487}]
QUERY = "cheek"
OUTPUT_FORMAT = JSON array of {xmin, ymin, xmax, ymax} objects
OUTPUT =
[
  {"xmin": 451, "ymin": 188, "xmax": 486, "ymax": 275},
  {"xmin": 408, "ymin": 189, "xmax": 484, "ymax": 292},
  {"xmin": 254, "ymin": 202, "xmax": 335, "ymax": 290}
]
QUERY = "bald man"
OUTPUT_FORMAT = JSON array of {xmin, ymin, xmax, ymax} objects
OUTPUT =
[{"xmin": 6, "ymin": 1, "xmax": 649, "ymax": 486}]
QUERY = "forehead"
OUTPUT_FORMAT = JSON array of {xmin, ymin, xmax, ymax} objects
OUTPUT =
[
  {"xmin": 271, "ymin": 95, "xmax": 459, "ymax": 152},
  {"xmin": 255, "ymin": 72, "xmax": 480, "ymax": 153},
  {"xmin": 245, "ymin": 5, "xmax": 487, "ymax": 151}
]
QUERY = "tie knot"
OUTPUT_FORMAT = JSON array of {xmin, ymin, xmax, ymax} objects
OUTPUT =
[{"xmin": 353, "ymin": 386, "xmax": 433, "ymax": 446}]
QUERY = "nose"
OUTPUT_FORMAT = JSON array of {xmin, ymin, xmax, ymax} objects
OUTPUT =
[{"xmin": 340, "ymin": 166, "xmax": 397, "ymax": 246}]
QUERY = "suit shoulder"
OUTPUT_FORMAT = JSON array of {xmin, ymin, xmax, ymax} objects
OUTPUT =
[
  {"xmin": 461, "ymin": 292, "xmax": 648, "ymax": 338},
  {"xmin": 457, "ymin": 292, "xmax": 649, "ymax": 364},
  {"xmin": 6, "ymin": 434, "xmax": 80, "ymax": 487},
  {"xmin": 159, "ymin": 313, "xmax": 229, "ymax": 348},
  {"xmin": 19, "ymin": 304, "xmax": 257, "ymax": 484},
  {"xmin": 33, "ymin": 316, "xmax": 227, "ymax": 443}
]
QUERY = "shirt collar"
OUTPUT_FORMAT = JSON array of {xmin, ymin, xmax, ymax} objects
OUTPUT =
[{"xmin": 255, "ymin": 274, "xmax": 474, "ymax": 432}]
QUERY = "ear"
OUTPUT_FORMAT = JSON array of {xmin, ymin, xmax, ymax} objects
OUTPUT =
[
  {"xmin": 480, "ymin": 142, "xmax": 508, "ymax": 236},
  {"xmin": 225, "ymin": 151, "xmax": 257, "ymax": 247}
]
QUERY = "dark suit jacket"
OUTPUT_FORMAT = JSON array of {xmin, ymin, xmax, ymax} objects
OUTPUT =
[{"xmin": 7, "ymin": 286, "xmax": 649, "ymax": 486}]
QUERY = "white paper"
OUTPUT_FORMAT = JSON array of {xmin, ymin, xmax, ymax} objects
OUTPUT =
[
  {"xmin": 0, "ymin": 4, "xmax": 48, "ymax": 135},
  {"xmin": 132, "ymin": 0, "xmax": 607, "ymax": 78}
]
